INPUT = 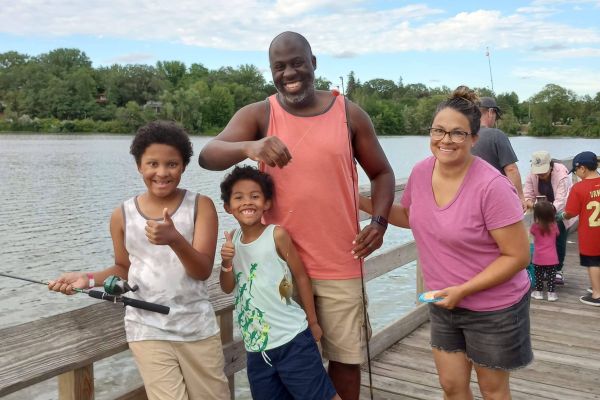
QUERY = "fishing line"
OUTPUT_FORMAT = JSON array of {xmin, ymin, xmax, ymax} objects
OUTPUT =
[{"xmin": 340, "ymin": 91, "xmax": 374, "ymax": 400}]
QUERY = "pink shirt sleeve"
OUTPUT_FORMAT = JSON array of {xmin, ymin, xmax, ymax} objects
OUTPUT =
[
  {"xmin": 524, "ymin": 173, "xmax": 536, "ymax": 202},
  {"xmin": 400, "ymin": 172, "xmax": 414, "ymax": 209},
  {"xmin": 482, "ymin": 176, "xmax": 524, "ymax": 231}
]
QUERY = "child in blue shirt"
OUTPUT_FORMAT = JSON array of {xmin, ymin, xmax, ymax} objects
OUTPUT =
[{"xmin": 219, "ymin": 165, "xmax": 340, "ymax": 400}]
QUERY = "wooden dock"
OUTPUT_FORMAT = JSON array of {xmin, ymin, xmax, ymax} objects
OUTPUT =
[
  {"xmin": 360, "ymin": 236, "xmax": 600, "ymax": 400},
  {"xmin": 3, "ymin": 172, "xmax": 599, "ymax": 400}
]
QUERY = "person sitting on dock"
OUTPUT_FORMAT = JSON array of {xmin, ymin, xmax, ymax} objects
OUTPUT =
[
  {"xmin": 198, "ymin": 31, "xmax": 395, "ymax": 400},
  {"xmin": 560, "ymin": 151, "xmax": 600, "ymax": 306},
  {"xmin": 361, "ymin": 86, "xmax": 532, "ymax": 399},
  {"xmin": 219, "ymin": 165, "xmax": 341, "ymax": 400},
  {"xmin": 48, "ymin": 121, "xmax": 230, "ymax": 400}
]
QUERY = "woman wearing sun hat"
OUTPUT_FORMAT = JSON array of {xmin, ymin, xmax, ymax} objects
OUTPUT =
[{"xmin": 524, "ymin": 150, "xmax": 575, "ymax": 284}]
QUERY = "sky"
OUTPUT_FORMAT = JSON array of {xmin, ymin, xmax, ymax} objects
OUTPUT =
[{"xmin": 1, "ymin": 0, "xmax": 600, "ymax": 101}]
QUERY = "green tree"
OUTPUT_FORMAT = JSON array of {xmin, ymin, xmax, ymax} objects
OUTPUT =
[
  {"xmin": 156, "ymin": 60, "xmax": 187, "ymax": 89},
  {"xmin": 314, "ymin": 76, "xmax": 331, "ymax": 90}
]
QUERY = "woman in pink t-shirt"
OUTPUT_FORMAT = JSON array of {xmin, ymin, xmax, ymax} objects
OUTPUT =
[
  {"xmin": 530, "ymin": 201, "xmax": 560, "ymax": 301},
  {"xmin": 360, "ymin": 86, "xmax": 532, "ymax": 399}
]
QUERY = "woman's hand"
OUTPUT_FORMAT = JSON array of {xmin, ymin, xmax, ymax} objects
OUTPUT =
[{"xmin": 433, "ymin": 285, "xmax": 467, "ymax": 310}]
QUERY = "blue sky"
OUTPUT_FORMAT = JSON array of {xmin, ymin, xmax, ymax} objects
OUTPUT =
[{"xmin": 1, "ymin": 0, "xmax": 599, "ymax": 100}]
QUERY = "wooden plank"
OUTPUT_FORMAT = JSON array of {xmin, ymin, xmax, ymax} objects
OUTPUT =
[
  {"xmin": 0, "ymin": 302, "xmax": 127, "ymax": 396},
  {"xmin": 361, "ymin": 370, "xmax": 444, "ymax": 400},
  {"xmin": 368, "ymin": 304, "xmax": 429, "ymax": 358},
  {"xmin": 218, "ymin": 310, "xmax": 235, "ymax": 399},
  {"xmin": 222, "ymin": 340, "xmax": 246, "ymax": 377},
  {"xmin": 113, "ymin": 386, "xmax": 147, "ymax": 400},
  {"xmin": 364, "ymin": 241, "xmax": 418, "ymax": 282},
  {"xmin": 58, "ymin": 364, "xmax": 94, "ymax": 400}
]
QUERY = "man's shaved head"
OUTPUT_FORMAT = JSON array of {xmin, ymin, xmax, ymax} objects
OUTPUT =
[{"xmin": 269, "ymin": 31, "xmax": 312, "ymax": 57}]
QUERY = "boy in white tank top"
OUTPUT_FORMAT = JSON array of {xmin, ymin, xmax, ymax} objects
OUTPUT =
[
  {"xmin": 219, "ymin": 165, "xmax": 340, "ymax": 400},
  {"xmin": 49, "ymin": 121, "xmax": 229, "ymax": 400}
]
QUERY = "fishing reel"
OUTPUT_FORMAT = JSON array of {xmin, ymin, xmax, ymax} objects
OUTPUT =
[{"xmin": 103, "ymin": 275, "xmax": 138, "ymax": 295}]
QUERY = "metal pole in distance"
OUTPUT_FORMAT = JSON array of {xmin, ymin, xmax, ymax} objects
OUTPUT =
[
  {"xmin": 486, "ymin": 46, "xmax": 494, "ymax": 92},
  {"xmin": 339, "ymin": 76, "xmax": 345, "ymax": 96}
]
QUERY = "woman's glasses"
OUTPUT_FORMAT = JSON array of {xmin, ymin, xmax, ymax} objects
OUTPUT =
[{"xmin": 428, "ymin": 127, "xmax": 471, "ymax": 143}]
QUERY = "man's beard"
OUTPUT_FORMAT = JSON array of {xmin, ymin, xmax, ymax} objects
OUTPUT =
[{"xmin": 277, "ymin": 82, "xmax": 314, "ymax": 105}]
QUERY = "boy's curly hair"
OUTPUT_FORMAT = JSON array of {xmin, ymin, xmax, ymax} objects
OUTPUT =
[
  {"xmin": 130, "ymin": 121, "xmax": 193, "ymax": 166},
  {"xmin": 220, "ymin": 165, "xmax": 275, "ymax": 204}
]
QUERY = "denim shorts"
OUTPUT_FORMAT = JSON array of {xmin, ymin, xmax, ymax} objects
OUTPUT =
[
  {"xmin": 246, "ymin": 328, "xmax": 336, "ymax": 400},
  {"xmin": 580, "ymin": 254, "xmax": 600, "ymax": 267},
  {"xmin": 428, "ymin": 293, "xmax": 533, "ymax": 371}
]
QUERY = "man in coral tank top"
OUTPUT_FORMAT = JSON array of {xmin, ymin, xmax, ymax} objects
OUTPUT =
[{"xmin": 199, "ymin": 31, "xmax": 394, "ymax": 399}]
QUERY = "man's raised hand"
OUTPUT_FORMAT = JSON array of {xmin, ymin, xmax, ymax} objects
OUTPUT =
[{"xmin": 246, "ymin": 136, "xmax": 292, "ymax": 168}]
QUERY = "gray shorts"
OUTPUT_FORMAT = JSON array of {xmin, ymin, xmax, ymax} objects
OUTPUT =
[{"xmin": 428, "ymin": 293, "xmax": 533, "ymax": 371}]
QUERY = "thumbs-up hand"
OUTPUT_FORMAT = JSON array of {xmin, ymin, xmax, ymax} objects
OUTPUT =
[
  {"xmin": 220, "ymin": 230, "xmax": 235, "ymax": 267},
  {"xmin": 146, "ymin": 208, "xmax": 179, "ymax": 245}
]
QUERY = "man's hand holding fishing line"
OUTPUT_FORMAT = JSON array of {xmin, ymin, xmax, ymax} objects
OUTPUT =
[
  {"xmin": 246, "ymin": 136, "xmax": 292, "ymax": 168},
  {"xmin": 352, "ymin": 223, "xmax": 385, "ymax": 259}
]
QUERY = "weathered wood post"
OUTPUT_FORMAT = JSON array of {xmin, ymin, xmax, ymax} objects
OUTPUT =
[
  {"xmin": 58, "ymin": 364, "xmax": 94, "ymax": 400},
  {"xmin": 219, "ymin": 309, "xmax": 235, "ymax": 400}
]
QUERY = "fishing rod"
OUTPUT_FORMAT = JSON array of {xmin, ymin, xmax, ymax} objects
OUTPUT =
[
  {"xmin": 0, "ymin": 272, "xmax": 170, "ymax": 315},
  {"xmin": 338, "ymin": 88, "xmax": 374, "ymax": 400}
]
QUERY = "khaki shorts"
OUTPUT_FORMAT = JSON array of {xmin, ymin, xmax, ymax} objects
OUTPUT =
[
  {"xmin": 311, "ymin": 278, "xmax": 371, "ymax": 364},
  {"xmin": 129, "ymin": 334, "xmax": 230, "ymax": 400}
]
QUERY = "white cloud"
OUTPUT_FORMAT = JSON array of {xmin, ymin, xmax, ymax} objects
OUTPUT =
[
  {"xmin": 1, "ymin": 1, "xmax": 599, "ymax": 59},
  {"xmin": 529, "ymin": 47, "xmax": 600, "ymax": 59},
  {"xmin": 513, "ymin": 66, "xmax": 600, "ymax": 96}
]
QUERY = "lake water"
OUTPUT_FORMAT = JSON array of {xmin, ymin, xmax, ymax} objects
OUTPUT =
[{"xmin": 1, "ymin": 134, "xmax": 597, "ymax": 399}]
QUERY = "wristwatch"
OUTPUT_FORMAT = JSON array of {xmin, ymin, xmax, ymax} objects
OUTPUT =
[{"xmin": 371, "ymin": 215, "xmax": 388, "ymax": 229}]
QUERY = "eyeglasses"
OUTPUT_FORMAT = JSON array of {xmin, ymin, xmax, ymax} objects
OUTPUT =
[{"xmin": 428, "ymin": 127, "xmax": 471, "ymax": 143}]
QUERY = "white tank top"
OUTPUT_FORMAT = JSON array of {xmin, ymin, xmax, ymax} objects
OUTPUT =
[
  {"xmin": 232, "ymin": 225, "xmax": 307, "ymax": 352},
  {"xmin": 123, "ymin": 190, "xmax": 219, "ymax": 342}
]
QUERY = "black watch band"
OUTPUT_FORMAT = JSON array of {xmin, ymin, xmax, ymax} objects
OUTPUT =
[{"xmin": 371, "ymin": 215, "xmax": 388, "ymax": 229}]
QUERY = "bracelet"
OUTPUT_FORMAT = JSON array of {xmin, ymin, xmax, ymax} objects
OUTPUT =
[
  {"xmin": 86, "ymin": 273, "xmax": 95, "ymax": 288},
  {"xmin": 221, "ymin": 265, "xmax": 233, "ymax": 273}
]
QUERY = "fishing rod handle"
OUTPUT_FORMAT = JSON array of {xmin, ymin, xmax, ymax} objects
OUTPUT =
[
  {"xmin": 122, "ymin": 296, "xmax": 170, "ymax": 315},
  {"xmin": 86, "ymin": 290, "xmax": 170, "ymax": 315}
]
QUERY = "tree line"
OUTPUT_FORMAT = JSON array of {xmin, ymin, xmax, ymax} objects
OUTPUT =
[{"xmin": 1, "ymin": 48, "xmax": 599, "ymax": 137}]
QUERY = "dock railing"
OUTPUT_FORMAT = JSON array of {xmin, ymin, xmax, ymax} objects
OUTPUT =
[
  {"xmin": 1, "ymin": 155, "xmax": 587, "ymax": 399},
  {"xmin": 0, "ymin": 180, "xmax": 427, "ymax": 400}
]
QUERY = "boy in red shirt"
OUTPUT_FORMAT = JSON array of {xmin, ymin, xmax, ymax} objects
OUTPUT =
[{"xmin": 561, "ymin": 151, "xmax": 600, "ymax": 306}]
